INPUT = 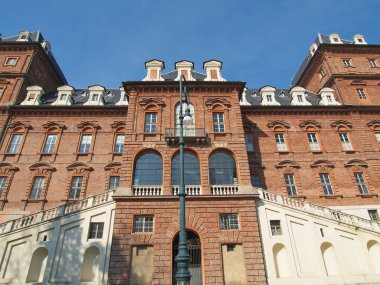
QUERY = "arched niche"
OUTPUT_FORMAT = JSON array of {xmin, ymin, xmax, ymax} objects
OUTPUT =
[
  {"xmin": 321, "ymin": 242, "xmax": 340, "ymax": 276},
  {"xmin": 367, "ymin": 240, "xmax": 380, "ymax": 274},
  {"xmin": 273, "ymin": 243, "xmax": 291, "ymax": 278},
  {"xmin": 26, "ymin": 247, "xmax": 48, "ymax": 282},
  {"xmin": 80, "ymin": 246, "xmax": 100, "ymax": 282}
]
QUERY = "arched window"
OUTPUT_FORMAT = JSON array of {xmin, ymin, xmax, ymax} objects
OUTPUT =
[
  {"xmin": 80, "ymin": 246, "xmax": 100, "ymax": 282},
  {"xmin": 133, "ymin": 151, "xmax": 163, "ymax": 186},
  {"xmin": 175, "ymin": 103, "xmax": 195, "ymax": 136},
  {"xmin": 321, "ymin": 242, "xmax": 340, "ymax": 276},
  {"xmin": 171, "ymin": 151, "xmax": 200, "ymax": 185},
  {"xmin": 26, "ymin": 247, "xmax": 48, "ymax": 282},
  {"xmin": 209, "ymin": 151, "xmax": 237, "ymax": 185}
]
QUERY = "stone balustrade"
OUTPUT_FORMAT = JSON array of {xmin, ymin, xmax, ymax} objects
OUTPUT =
[
  {"xmin": 211, "ymin": 185, "xmax": 239, "ymax": 195},
  {"xmin": 259, "ymin": 189, "xmax": 380, "ymax": 233},
  {"xmin": 0, "ymin": 190, "xmax": 115, "ymax": 235},
  {"xmin": 172, "ymin": 185, "xmax": 201, "ymax": 195},
  {"xmin": 133, "ymin": 186, "xmax": 162, "ymax": 196}
]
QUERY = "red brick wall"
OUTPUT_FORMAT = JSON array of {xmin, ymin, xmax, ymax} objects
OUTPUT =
[{"xmin": 109, "ymin": 196, "xmax": 266, "ymax": 285}]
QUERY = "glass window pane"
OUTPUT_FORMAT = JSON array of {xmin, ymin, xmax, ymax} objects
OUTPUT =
[
  {"xmin": 0, "ymin": 177, "xmax": 6, "ymax": 195},
  {"xmin": 171, "ymin": 151, "xmax": 200, "ymax": 185},
  {"xmin": 7, "ymin": 134, "xmax": 23, "ymax": 153},
  {"xmin": 30, "ymin": 176, "xmax": 45, "ymax": 200},
  {"xmin": 69, "ymin": 176, "xmax": 83, "ymax": 199},
  {"xmin": 133, "ymin": 151, "xmax": 163, "ymax": 185},
  {"xmin": 43, "ymin": 134, "xmax": 57, "ymax": 153},
  {"xmin": 209, "ymin": 151, "xmax": 237, "ymax": 185},
  {"xmin": 114, "ymin": 134, "xmax": 125, "ymax": 153},
  {"xmin": 79, "ymin": 134, "xmax": 92, "ymax": 153}
]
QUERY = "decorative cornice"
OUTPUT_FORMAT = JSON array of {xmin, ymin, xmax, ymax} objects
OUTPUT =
[
  {"xmin": 267, "ymin": 120, "xmax": 291, "ymax": 130},
  {"xmin": 0, "ymin": 162, "xmax": 19, "ymax": 172},
  {"xmin": 205, "ymin": 98, "xmax": 231, "ymax": 109},
  {"xmin": 104, "ymin": 162, "xmax": 121, "ymax": 171},
  {"xmin": 8, "ymin": 120, "xmax": 32, "ymax": 130},
  {"xmin": 344, "ymin": 159, "xmax": 368, "ymax": 168},
  {"xmin": 367, "ymin": 120, "xmax": 380, "ymax": 129},
  {"xmin": 299, "ymin": 120, "xmax": 322, "ymax": 130},
  {"xmin": 29, "ymin": 162, "xmax": 56, "ymax": 171},
  {"xmin": 67, "ymin": 162, "xmax": 94, "ymax": 172},
  {"xmin": 275, "ymin": 160, "xmax": 301, "ymax": 169},
  {"xmin": 330, "ymin": 120, "xmax": 353, "ymax": 130},
  {"xmin": 77, "ymin": 121, "xmax": 101, "ymax": 130},
  {"xmin": 138, "ymin": 97, "xmax": 165, "ymax": 110},
  {"xmin": 111, "ymin": 121, "xmax": 127, "ymax": 130},
  {"xmin": 42, "ymin": 121, "xmax": 67, "ymax": 130},
  {"xmin": 310, "ymin": 160, "xmax": 335, "ymax": 169}
]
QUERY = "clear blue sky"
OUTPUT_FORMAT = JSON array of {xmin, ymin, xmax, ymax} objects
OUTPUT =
[{"xmin": 2, "ymin": 0, "xmax": 380, "ymax": 89}]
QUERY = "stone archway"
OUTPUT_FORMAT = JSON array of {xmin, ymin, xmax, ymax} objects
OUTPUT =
[{"xmin": 172, "ymin": 231, "xmax": 202, "ymax": 285}]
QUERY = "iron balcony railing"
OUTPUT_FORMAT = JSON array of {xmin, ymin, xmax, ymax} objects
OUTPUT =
[{"xmin": 165, "ymin": 128, "xmax": 206, "ymax": 138}]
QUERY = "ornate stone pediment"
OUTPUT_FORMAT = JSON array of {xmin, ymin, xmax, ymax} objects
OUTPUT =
[
  {"xmin": 67, "ymin": 162, "xmax": 94, "ymax": 172},
  {"xmin": 275, "ymin": 160, "xmax": 300, "ymax": 169},
  {"xmin": 344, "ymin": 159, "xmax": 368, "ymax": 168},
  {"xmin": 367, "ymin": 120, "xmax": 380, "ymax": 130},
  {"xmin": 330, "ymin": 120, "xmax": 353, "ymax": 130},
  {"xmin": 42, "ymin": 121, "xmax": 66, "ymax": 130},
  {"xmin": 299, "ymin": 120, "xmax": 322, "ymax": 130},
  {"xmin": 29, "ymin": 162, "xmax": 56, "ymax": 172},
  {"xmin": 205, "ymin": 98, "xmax": 231, "ymax": 109},
  {"xmin": 77, "ymin": 121, "xmax": 100, "ymax": 130},
  {"xmin": 8, "ymin": 121, "xmax": 32, "ymax": 130},
  {"xmin": 310, "ymin": 160, "xmax": 335, "ymax": 169},
  {"xmin": 138, "ymin": 97, "xmax": 165, "ymax": 110},
  {"xmin": 267, "ymin": 120, "xmax": 291, "ymax": 130}
]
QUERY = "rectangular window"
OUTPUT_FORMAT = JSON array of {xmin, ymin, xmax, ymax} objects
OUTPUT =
[
  {"xmin": 354, "ymin": 173, "xmax": 368, "ymax": 194},
  {"xmin": 220, "ymin": 214, "xmax": 239, "ymax": 230},
  {"xmin": 369, "ymin": 59, "xmax": 377, "ymax": 68},
  {"xmin": 368, "ymin": 210, "xmax": 379, "ymax": 221},
  {"xmin": 5, "ymin": 57, "xmax": 17, "ymax": 65},
  {"xmin": 114, "ymin": 134, "xmax": 125, "ymax": 153},
  {"xmin": 251, "ymin": 175, "xmax": 260, "ymax": 187},
  {"xmin": 307, "ymin": 133, "xmax": 320, "ymax": 151},
  {"xmin": 275, "ymin": 133, "xmax": 287, "ymax": 151},
  {"xmin": 0, "ymin": 87, "xmax": 4, "ymax": 98},
  {"xmin": 326, "ymin": 95, "xmax": 333, "ymax": 102},
  {"xmin": 320, "ymin": 173, "xmax": 333, "ymax": 195},
  {"xmin": 376, "ymin": 132, "xmax": 380, "ymax": 142},
  {"xmin": 266, "ymin": 95, "xmax": 272, "ymax": 102},
  {"xmin": 43, "ymin": 134, "xmax": 57, "ymax": 154},
  {"xmin": 60, "ymin": 94, "xmax": 67, "ymax": 101},
  {"xmin": 109, "ymin": 176, "xmax": 120, "ymax": 190},
  {"xmin": 297, "ymin": 95, "xmax": 303, "ymax": 102},
  {"xmin": 339, "ymin": 133, "xmax": 353, "ymax": 151},
  {"xmin": 284, "ymin": 174, "xmax": 297, "ymax": 196},
  {"xmin": 69, "ymin": 176, "xmax": 83, "ymax": 199},
  {"xmin": 79, "ymin": 134, "xmax": 92, "ymax": 153},
  {"xmin": 245, "ymin": 133, "xmax": 254, "ymax": 152},
  {"xmin": 0, "ymin": 177, "xmax": 7, "ymax": 195},
  {"xmin": 319, "ymin": 69, "xmax": 326, "ymax": 78},
  {"xmin": 213, "ymin": 112, "xmax": 225, "ymax": 132},
  {"xmin": 144, "ymin": 112, "xmax": 157, "ymax": 133},
  {"xmin": 7, "ymin": 134, "xmax": 23, "ymax": 153},
  {"xmin": 357, "ymin": 89, "xmax": 366, "ymax": 99},
  {"xmin": 88, "ymin": 222, "xmax": 104, "ymax": 239},
  {"xmin": 92, "ymin": 94, "xmax": 99, "ymax": 101},
  {"xmin": 30, "ymin": 177, "xmax": 45, "ymax": 200},
  {"xmin": 270, "ymin": 220, "xmax": 282, "ymax": 236},
  {"xmin": 343, "ymin": 59, "xmax": 352, "ymax": 67},
  {"xmin": 133, "ymin": 216, "xmax": 153, "ymax": 232}
]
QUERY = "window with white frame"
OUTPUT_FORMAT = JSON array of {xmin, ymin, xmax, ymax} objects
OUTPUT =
[
  {"xmin": 7, "ymin": 134, "xmax": 23, "ymax": 153},
  {"xmin": 213, "ymin": 112, "xmax": 225, "ymax": 132},
  {"xmin": 297, "ymin": 94, "xmax": 303, "ymax": 102},
  {"xmin": 245, "ymin": 133, "xmax": 254, "ymax": 152},
  {"xmin": 43, "ymin": 134, "xmax": 57, "ymax": 153},
  {"xmin": 69, "ymin": 176, "xmax": 83, "ymax": 199},
  {"xmin": 251, "ymin": 175, "xmax": 260, "ymax": 187},
  {"xmin": 0, "ymin": 177, "xmax": 7, "ymax": 195},
  {"xmin": 220, "ymin": 214, "xmax": 239, "ymax": 230},
  {"xmin": 114, "ymin": 134, "xmax": 125, "ymax": 153},
  {"xmin": 79, "ymin": 134, "xmax": 92, "ymax": 153},
  {"xmin": 357, "ymin": 89, "xmax": 366, "ymax": 99},
  {"xmin": 270, "ymin": 220, "xmax": 282, "ymax": 236},
  {"xmin": 354, "ymin": 173, "xmax": 368, "ymax": 194},
  {"xmin": 319, "ymin": 173, "xmax": 333, "ymax": 195},
  {"xmin": 29, "ymin": 177, "xmax": 45, "ymax": 200},
  {"xmin": 88, "ymin": 222, "xmax": 104, "ymax": 239},
  {"xmin": 369, "ymin": 59, "xmax": 377, "ymax": 68},
  {"xmin": 109, "ymin": 176, "xmax": 120, "ymax": 190},
  {"xmin": 133, "ymin": 216, "xmax": 153, "ymax": 232},
  {"xmin": 144, "ymin": 112, "xmax": 157, "ymax": 133},
  {"xmin": 339, "ymin": 133, "xmax": 353, "ymax": 151},
  {"xmin": 307, "ymin": 133, "xmax": 320, "ymax": 151},
  {"xmin": 343, "ymin": 59, "xmax": 352, "ymax": 67},
  {"xmin": 368, "ymin": 210, "xmax": 379, "ymax": 221},
  {"xmin": 284, "ymin": 174, "xmax": 297, "ymax": 196},
  {"xmin": 275, "ymin": 133, "xmax": 287, "ymax": 151},
  {"xmin": 92, "ymin": 94, "xmax": 99, "ymax": 101},
  {"xmin": 5, "ymin": 57, "xmax": 18, "ymax": 65},
  {"xmin": 266, "ymin": 95, "xmax": 273, "ymax": 102}
]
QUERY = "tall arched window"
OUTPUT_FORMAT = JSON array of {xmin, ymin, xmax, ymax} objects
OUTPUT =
[
  {"xmin": 80, "ymin": 246, "xmax": 100, "ymax": 282},
  {"xmin": 133, "ymin": 151, "xmax": 163, "ymax": 186},
  {"xmin": 273, "ymin": 243, "xmax": 291, "ymax": 278},
  {"xmin": 367, "ymin": 240, "xmax": 380, "ymax": 274},
  {"xmin": 321, "ymin": 242, "xmax": 340, "ymax": 276},
  {"xmin": 209, "ymin": 151, "xmax": 237, "ymax": 185},
  {"xmin": 175, "ymin": 103, "xmax": 195, "ymax": 136},
  {"xmin": 171, "ymin": 151, "xmax": 200, "ymax": 185}
]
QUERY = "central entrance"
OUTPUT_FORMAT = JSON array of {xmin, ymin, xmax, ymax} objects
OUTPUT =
[{"xmin": 172, "ymin": 231, "xmax": 202, "ymax": 285}]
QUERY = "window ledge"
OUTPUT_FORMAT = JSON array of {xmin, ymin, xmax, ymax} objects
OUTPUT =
[
  {"xmin": 63, "ymin": 198, "xmax": 80, "ymax": 202},
  {"xmin": 342, "ymin": 150, "xmax": 357, "ymax": 154},
  {"xmin": 356, "ymin": 193, "xmax": 378, "ymax": 198},
  {"xmin": 289, "ymin": 195, "xmax": 307, "ymax": 199},
  {"xmin": 110, "ymin": 152, "xmax": 123, "ymax": 155},
  {"xmin": 319, "ymin": 194, "xmax": 343, "ymax": 199},
  {"xmin": 22, "ymin": 199, "xmax": 47, "ymax": 203},
  {"xmin": 38, "ymin": 152, "xmax": 54, "ymax": 155},
  {"xmin": 276, "ymin": 151, "xmax": 292, "ymax": 154},
  {"xmin": 75, "ymin": 152, "xmax": 93, "ymax": 155},
  {"xmin": 310, "ymin": 150, "xmax": 323, "ymax": 154},
  {"xmin": 2, "ymin": 152, "xmax": 19, "ymax": 155}
]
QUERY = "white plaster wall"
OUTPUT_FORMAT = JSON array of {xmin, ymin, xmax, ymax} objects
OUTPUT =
[
  {"xmin": 0, "ymin": 202, "xmax": 115, "ymax": 285},
  {"xmin": 257, "ymin": 200, "xmax": 380, "ymax": 285}
]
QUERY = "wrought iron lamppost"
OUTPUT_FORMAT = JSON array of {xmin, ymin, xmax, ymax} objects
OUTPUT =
[{"xmin": 175, "ymin": 75, "xmax": 192, "ymax": 285}]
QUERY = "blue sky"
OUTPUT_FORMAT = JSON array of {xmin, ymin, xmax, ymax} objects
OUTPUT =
[{"xmin": 2, "ymin": 0, "xmax": 380, "ymax": 88}]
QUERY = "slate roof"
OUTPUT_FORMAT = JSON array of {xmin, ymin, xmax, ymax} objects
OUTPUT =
[
  {"xmin": 291, "ymin": 33, "xmax": 356, "ymax": 86},
  {"xmin": 243, "ymin": 88, "xmax": 321, "ymax": 106},
  {"xmin": 1, "ymin": 31, "xmax": 67, "ymax": 84},
  {"xmin": 38, "ymin": 88, "xmax": 123, "ymax": 106},
  {"xmin": 161, "ymin": 70, "xmax": 207, "ymax": 81}
]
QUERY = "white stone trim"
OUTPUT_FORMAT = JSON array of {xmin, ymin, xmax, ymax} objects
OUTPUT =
[
  {"xmin": 115, "ymin": 87, "xmax": 129, "ymax": 106},
  {"xmin": 318, "ymin": 87, "xmax": 341, "ymax": 106},
  {"xmin": 329, "ymin": 33, "xmax": 343, "ymax": 44},
  {"xmin": 260, "ymin": 86, "xmax": 280, "ymax": 106},
  {"xmin": 84, "ymin": 85, "xmax": 105, "ymax": 106},
  {"xmin": 353, "ymin": 34, "xmax": 367, "ymax": 45},
  {"xmin": 21, "ymin": 86, "xmax": 44, "ymax": 106},
  {"xmin": 174, "ymin": 61, "xmax": 195, "ymax": 81},
  {"xmin": 203, "ymin": 60, "xmax": 226, "ymax": 81},
  {"xmin": 52, "ymin": 85, "xmax": 74, "ymax": 106},
  {"xmin": 143, "ymin": 60, "xmax": 164, "ymax": 81},
  {"xmin": 290, "ymin": 86, "xmax": 311, "ymax": 106}
]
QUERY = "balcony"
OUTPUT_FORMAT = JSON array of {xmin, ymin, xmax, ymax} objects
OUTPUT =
[
  {"xmin": 165, "ymin": 128, "xmax": 207, "ymax": 145},
  {"xmin": 172, "ymin": 185, "xmax": 201, "ymax": 195},
  {"xmin": 211, "ymin": 185, "xmax": 239, "ymax": 195},
  {"xmin": 133, "ymin": 186, "xmax": 162, "ymax": 196}
]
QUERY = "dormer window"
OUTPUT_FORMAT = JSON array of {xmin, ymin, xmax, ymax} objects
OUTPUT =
[
  {"xmin": 123, "ymin": 94, "xmax": 128, "ymax": 101},
  {"xmin": 266, "ymin": 95, "xmax": 272, "ymax": 102},
  {"xmin": 18, "ymin": 31, "xmax": 31, "ymax": 41},
  {"xmin": 28, "ymin": 94, "xmax": 36, "ymax": 101},
  {"xmin": 297, "ymin": 95, "xmax": 303, "ymax": 102},
  {"xmin": 327, "ymin": 95, "xmax": 332, "ymax": 102},
  {"xmin": 369, "ymin": 59, "xmax": 377, "ymax": 68},
  {"xmin": 333, "ymin": 37, "xmax": 339, "ymax": 42},
  {"xmin": 92, "ymin": 94, "xmax": 99, "ymax": 101}
]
